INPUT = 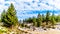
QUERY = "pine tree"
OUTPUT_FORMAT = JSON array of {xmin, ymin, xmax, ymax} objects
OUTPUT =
[
  {"xmin": 37, "ymin": 13, "xmax": 42, "ymax": 27},
  {"xmin": 46, "ymin": 11, "xmax": 50, "ymax": 25},
  {"xmin": 32, "ymin": 17, "xmax": 37, "ymax": 26},
  {"xmin": 1, "ymin": 3, "xmax": 18, "ymax": 27},
  {"xmin": 56, "ymin": 15, "xmax": 60, "ymax": 22},
  {"xmin": 42, "ymin": 14, "xmax": 45, "ymax": 22},
  {"xmin": 26, "ymin": 17, "xmax": 33, "ymax": 23},
  {"xmin": 51, "ymin": 13, "xmax": 56, "ymax": 26}
]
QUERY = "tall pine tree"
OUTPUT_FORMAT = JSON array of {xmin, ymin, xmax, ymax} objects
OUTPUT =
[
  {"xmin": 1, "ymin": 3, "xmax": 18, "ymax": 27},
  {"xmin": 37, "ymin": 13, "xmax": 42, "ymax": 27},
  {"xmin": 42, "ymin": 14, "xmax": 45, "ymax": 22},
  {"xmin": 51, "ymin": 13, "xmax": 56, "ymax": 26},
  {"xmin": 32, "ymin": 17, "xmax": 37, "ymax": 26},
  {"xmin": 46, "ymin": 11, "xmax": 50, "ymax": 25}
]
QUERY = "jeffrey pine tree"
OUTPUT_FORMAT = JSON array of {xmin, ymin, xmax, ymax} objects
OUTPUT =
[
  {"xmin": 1, "ymin": 3, "xmax": 18, "ymax": 27},
  {"xmin": 51, "ymin": 13, "xmax": 56, "ymax": 27},
  {"xmin": 37, "ymin": 13, "xmax": 42, "ymax": 27},
  {"xmin": 42, "ymin": 14, "xmax": 45, "ymax": 22},
  {"xmin": 46, "ymin": 11, "xmax": 50, "ymax": 25},
  {"xmin": 32, "ymin": 17, "xmax": 37, "ymax": 26}
]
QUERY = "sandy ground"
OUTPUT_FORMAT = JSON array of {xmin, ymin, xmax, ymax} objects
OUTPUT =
[
  {"xmin": 28, "ymin": 29, "xmax": 60, "ymax": 34},
  {"xmin": 40, "ymin": 29, "xmax": 60, "ymax": 34},
  {"xmin": 19, "ymin": 27, "xmax": 60, "ymax": 34}
]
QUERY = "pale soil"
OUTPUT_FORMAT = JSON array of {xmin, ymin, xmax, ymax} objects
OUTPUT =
[
  {"xmin": 18, "ymin": 27, "xmax": 60, "ymax": 34},
  {"xmin": 36, "ymin": 29, "xmax": 60, "ymax": 34}
]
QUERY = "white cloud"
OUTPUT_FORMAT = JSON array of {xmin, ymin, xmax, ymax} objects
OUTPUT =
[
  {"xmin": 0, "ymin": 0, "xmax": 60, "ymax": 11},
  {"xmin": 1, "ymin": 0, "xmax": 60, "ymax": 10}
]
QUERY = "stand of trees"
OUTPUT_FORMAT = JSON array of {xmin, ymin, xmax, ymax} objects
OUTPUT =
[{"xmin": 23, "ymin": 11, "xmax": 60, "ymax": 27}]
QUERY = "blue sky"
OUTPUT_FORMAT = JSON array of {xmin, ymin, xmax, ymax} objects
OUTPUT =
[{"xmin": 0, "ymin": 0, "xmax": 60, "ymax": 20}]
